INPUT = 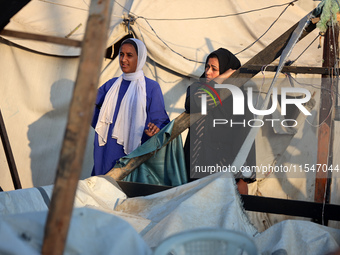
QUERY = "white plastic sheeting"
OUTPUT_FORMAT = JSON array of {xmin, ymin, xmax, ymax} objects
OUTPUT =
[
  {"xmin": 0, "ymin": 176, "xmax": 125, "ymax": 215},
  {"xmin": 255, "ymin": 220, "xmax": 340, "ymax": 255},
  {"xmin": 0, "ymin": 208, "xmax": 152, "ymax": 255},
  {"xmin": 0, "ymin": 175, "xmax": 339, "ymax": 254}
]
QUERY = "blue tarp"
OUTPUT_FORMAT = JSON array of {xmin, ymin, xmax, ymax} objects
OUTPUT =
[{"xmin": 117, "ymin": 120, "xmax": 188, "ymax": 186}]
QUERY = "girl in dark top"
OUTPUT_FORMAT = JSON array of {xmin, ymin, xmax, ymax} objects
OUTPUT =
[{"xmin": 184, "ymin": 48, "xmax": 256, "ymax": 195}]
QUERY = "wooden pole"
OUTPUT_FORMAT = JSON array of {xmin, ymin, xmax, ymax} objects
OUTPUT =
[
  {"xmin": 0, "ymin": 29, "xmax": 82, "ymax": 47},
  {"xmin": 106, "ymin": 12, "xmax": 317, "ymax": 181},
  {"xmin": 0, "ymin": 109, "xmax": 22, "ymax": 189},
  {"xmin": 41, "ymin": 1, "xmax": 112, "ymax": 254},
  {"xmin": 314, "ymin": 24, "xmax": 339, "ymax": 224}
]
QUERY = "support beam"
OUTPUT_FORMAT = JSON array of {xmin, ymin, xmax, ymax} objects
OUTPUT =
[
  {"xmin": 314, "ymin": 24, "xmax": 339, "ymax": 224},
  {"xmin": 0, "ymin": 109, "xmax": 21, "ymax": 189},
  {"xmin": 0, "ymin": 29, "xmax": 82, "ymax": 47},
  {"xmin": 41, "ymin": 1, "xmax": 112, "ymax": 254},
  {"xmin": 106, "ymin": 12, "xmax": 317, "ymax": 181},
  {"xmin": 241, "ymin": 195, "xmax": 340, "ymax": 221}
]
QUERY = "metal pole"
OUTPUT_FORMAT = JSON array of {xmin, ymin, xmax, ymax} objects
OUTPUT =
[
  {"xmin": 0, "ymin": 109, "xmax": 21, "ymax": 189},
  {"xmin": 314, "ymin": 24, "xmax": 339, "ymax": 225}
]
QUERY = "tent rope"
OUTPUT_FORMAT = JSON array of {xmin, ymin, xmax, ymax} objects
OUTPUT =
[{"xmin": 115, "ymin": 0, "xmax": 297, "ymax": 63}]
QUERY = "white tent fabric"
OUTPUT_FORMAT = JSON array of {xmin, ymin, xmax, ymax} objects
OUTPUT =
[
  {"xmin": 3, "ymin": 0, "xmax": 322, "ymax": 70},
  {"xmin": 1, "ymin": 0, "xmax": 339, "ymax": 234},
  {"xmin": 0, "ymin": 175, "xmax": 339, "ymax": 254}
]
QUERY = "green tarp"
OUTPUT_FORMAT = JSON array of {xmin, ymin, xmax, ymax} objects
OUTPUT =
[{"xmin": 117, "ymin": 120, "xmax": 188, "ymax": 186}]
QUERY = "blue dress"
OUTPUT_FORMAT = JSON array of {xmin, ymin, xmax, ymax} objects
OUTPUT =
[{"xmin": 91, "ymin": 77, "xmax": 170, "ymax": 176}]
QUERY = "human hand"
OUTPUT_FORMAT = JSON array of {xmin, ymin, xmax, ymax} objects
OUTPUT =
[
  {"xmin": 144, "ymin": 122, "xmax": 160, "ymax": 137},
  {"xmin": 236, "ymin": 179, "xmax": 248, "ymax": 195},
  {"xmin": 214, "ymin": 68, "xmax": 236, "ymax": 84}
]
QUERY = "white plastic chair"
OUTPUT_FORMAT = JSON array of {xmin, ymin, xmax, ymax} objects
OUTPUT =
[{"xmin": 153, "ymin": 228, "xmax": 258, "ymax": 255}]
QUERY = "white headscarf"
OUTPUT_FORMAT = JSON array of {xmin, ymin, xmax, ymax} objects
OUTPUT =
[{"xmin": 95, "ymin": 38, "xmax": 147, "ymax": 154}]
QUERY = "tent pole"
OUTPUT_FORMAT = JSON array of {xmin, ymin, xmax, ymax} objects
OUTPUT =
[
  {"xmin": 106, "ymin": 10, "xmax": 317, "ymax": 181},
  {"xmin": 0, "ymin": 109, "xmax": 22, "ymax": 189},
  {"xmin": 0, "ymin": 29, "xmax": 82, "ymax": 47},
  {"xmin": 314, "ymin": 23, "xmax": 339, "ymax": 225},
  {"xmin": 41, "ymin": 1, "xmax": 112, "ymax": 254}
]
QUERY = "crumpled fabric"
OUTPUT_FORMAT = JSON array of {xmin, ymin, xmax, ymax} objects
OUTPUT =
[{"xmin": 120, "ymin": 120, "xmax": 188, "ymax": 186}]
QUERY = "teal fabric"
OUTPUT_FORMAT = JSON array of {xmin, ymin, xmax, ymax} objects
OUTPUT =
[{"xmin": 117, "ymin": 120, "xmax": 188, "ymax": 186}]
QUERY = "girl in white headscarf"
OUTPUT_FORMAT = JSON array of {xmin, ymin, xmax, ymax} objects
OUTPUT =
[{"xmin": 91, "ymin": 38, "xmax": 170, "ymax": 176}]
